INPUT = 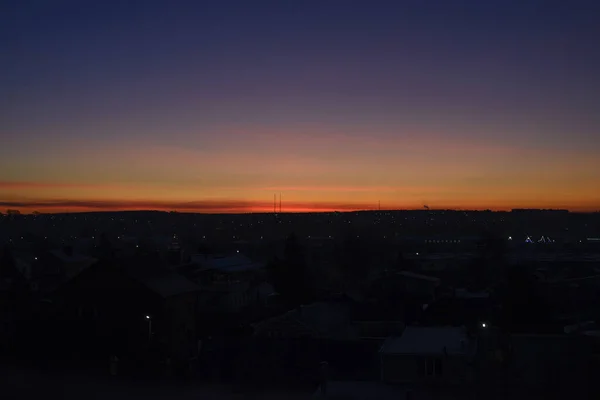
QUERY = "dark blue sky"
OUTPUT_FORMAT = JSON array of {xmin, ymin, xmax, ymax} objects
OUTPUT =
[{"xmin": 1, "ymin": 0, "xmax": 599, "ymax": 212}]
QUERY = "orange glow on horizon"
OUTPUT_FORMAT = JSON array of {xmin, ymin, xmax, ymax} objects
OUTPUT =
[
  {"xmin": 2, "ymin": 198, "xmax": 598, "ymax": 214},
  {"xmin": 1, "ymin": 132, "xmax": 599, "ymax": 215}
]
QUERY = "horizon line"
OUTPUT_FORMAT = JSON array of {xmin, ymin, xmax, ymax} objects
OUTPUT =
[{"xmin": 4, "ymin": 207, "xmax": 597, "ymax": 216}]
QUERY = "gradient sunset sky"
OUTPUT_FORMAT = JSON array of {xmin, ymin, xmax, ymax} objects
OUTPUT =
[{"xmin": 2, "ymin": 0, "xmax": 599, "ymax": 213}]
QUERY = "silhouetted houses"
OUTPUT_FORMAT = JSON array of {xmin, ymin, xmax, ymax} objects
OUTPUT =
[
  {"xmin": 29, "ymin": 247, "xmax": 97, "ymax": 294},
  {"xmin": 179, "ymin": 253, "xmax": 272, "ymax": 322},
  {"xmin": 0, "ymin": 246, "xmax": 31, "ymax": 352},
  {"xmin": 49, "ymin": 256, "xmax": 199, "ymax": 367},
  {"xmin": 379, "ymin": 326, "xmax": 476, "ymax": 385},
  {"xmin": 421, "ymin": 288, "xmax": 494, "ymax": 327}
]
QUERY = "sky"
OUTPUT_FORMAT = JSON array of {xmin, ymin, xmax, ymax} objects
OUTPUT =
[{"xmin": 1, "ymin": 0, "xmax": 599, "ymax": 213}]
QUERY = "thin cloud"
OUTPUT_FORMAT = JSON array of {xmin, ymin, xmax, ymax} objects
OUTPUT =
[
  {"xmin": 259, "ymin": 185, "xmax": 410, "ymax": 193},
  {"xmin": 0, "ymin": 181, "xmax": 109, "ymax": 190},
  {"xmin": 0, "ymin": 198, "xmax": 382, "ymax": 213}
]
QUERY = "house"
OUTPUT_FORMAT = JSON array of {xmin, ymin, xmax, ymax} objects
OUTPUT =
[
  {"xmin": 253, "ymin": 301, "xmax": 357, "ymax": 340},
  {"xmin": 368, "ymin": 270, "xmax": 441, "ymax": 323},
  {"xmin": 247, "ymin": 301, "xmax": 383, "ymax": 384},
  {"xmin": 396, "ymin": 271, "xmax": 441, "ymax": 302},
  {"xmin": 312, "ymin": 380, "xmax": 466, "ymax": 399},
  {"xmin": 379, "ymin": 326, "xmax": 476, "ymax": 385},
  {"xmin": 310, "ymin": 326, "xmax": 477, "ymax": 398},
  {"xmin": 421, "ymin": 288, "xmax": 493, "ymax": 327},
  {"xmin": 372, "ymin": 270, "xmax": 440, "ymax": 304},
  {"xmin": 51, "ymin": 256, "xmax": 199, "ymax": 365},
  {"xmin": 48, "ymin": 248, "xmax": 97, "ymax": 279},
  {"xmin": 180, "ymin": 253, "xmax": 271, "ymax": 315},
  {"xmin": 29, "ymin": 247, "xmax": 97, "ymax": 294}
]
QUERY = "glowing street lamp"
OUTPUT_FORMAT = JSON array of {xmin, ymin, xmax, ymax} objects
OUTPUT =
[{"xmin": 146, "ymin": 315, "xmax": 152, "ymax": 341}]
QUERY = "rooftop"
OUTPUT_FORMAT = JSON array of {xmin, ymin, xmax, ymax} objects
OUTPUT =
[
  {"xmin": 397, "ymin": 271, "xmax": 441, "ymax": 283},
  {"xmin": 190, "ymin": 253, "xmax": 265, "ymax": 273},
  {"xmin": 136, "ymin": 272, "xmax": 199, "ymax": 298},
  {"xmin": 50, "ymin": 249, "xmax": 96, "ymax": 264},
  {"xmin": 454, "ymin": 288, "xmax": 490, "ymax": 299},
  {"xmin": 124, "ymin": 261, "xmax": 200, "ymax": 298},
  {"xmin": 253, "ymin": 301, "xmax": 356, "ymax": 339},
  {"xmin": 380, "ymin": 326, "xmax": 470, "ymax": 355}
]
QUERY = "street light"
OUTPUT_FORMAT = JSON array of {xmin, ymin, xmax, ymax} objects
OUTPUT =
[
  {"xmin": 146, "ymin": 315, "xmax": 152, "ymax": 342},
  {"xmin": 481, "ymin": 322, "xmax": 487, "ymax": 328}
]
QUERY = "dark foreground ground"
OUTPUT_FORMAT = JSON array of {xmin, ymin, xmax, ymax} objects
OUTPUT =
[{"xmin": 0, "ymin": 363, "xmax": 315, "ymax": 400}]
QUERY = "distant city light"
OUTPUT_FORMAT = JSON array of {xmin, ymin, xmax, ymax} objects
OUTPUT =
[
  {"xmin": 416, "ymin": 252, "xmax": 419, "ymax": 256},
  {"xmin": 481, "ymin": 323, "xmax": 487, "ymax": 328},
  {"xmin": 508, "ymin": 236, "xmax": 512, "ymax": 240}
]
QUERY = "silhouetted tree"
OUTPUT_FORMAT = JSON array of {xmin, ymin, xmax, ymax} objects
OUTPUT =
[
  {"xmin": 98, "ymin": 233, "xmax": 114, "ymax": 260},
  {"xmin": 339, "ymin": 235, "xmax": 370, "ymax": 282},
  {"xmin": 267, "ymin": 233, "xmax": 312, "ymax": 307},
  {"xmin": 0, "ymin": 245, "xmax": 17, "ymax": 280},
  {"xmin": 0, "ymin": 245, "xmax": 30, "ymax": 316},
  {"xmin": 467, "ymin": 230, "xmax": 508, "ymax": 290},
  {"xmin": 498, "ymin": 265, "xmax": 552, "ymax": 333},
  {"xmin": 395, "ymin": 248, "xmax": 413, "ymax": 271}
]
